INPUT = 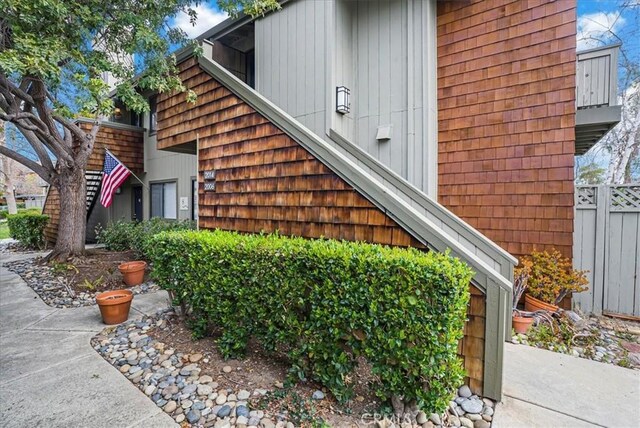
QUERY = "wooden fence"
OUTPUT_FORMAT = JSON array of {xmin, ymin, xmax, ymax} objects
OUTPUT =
[{"xmin": 573, "ymin": 185, "xmax": 640, "ymax": 318}]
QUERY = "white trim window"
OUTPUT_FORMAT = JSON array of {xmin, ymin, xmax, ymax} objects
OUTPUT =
[{"xmin": 150, "ymin": 181, "xmax": 177, "ymax": 219}]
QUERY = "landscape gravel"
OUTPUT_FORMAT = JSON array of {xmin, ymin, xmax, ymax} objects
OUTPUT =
[
  {"xmin": 3, "ymin": 258, "xmax": 158, "ymax": 308},
  {"xmin": 511, "ymin": 311, "xmax": 640, "ymax": 370},
  {"xmin": 93, "ymin": 309, "xmax": 497, "ymax": 427}
]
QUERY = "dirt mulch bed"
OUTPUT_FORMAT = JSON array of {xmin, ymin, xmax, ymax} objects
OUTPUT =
[
  {"xmin": 4, "ymin": 248, "xmax": 158, "ymax": 308},
  {"xmin": 146, "ymin": 313, "xmax": 383, "ymax": 427},
  {"xmin": 51, "ymin": 248, "xmax": 149, "ymax": 294}
]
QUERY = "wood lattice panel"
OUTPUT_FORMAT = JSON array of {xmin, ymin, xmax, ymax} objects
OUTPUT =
[
  {"xmin": 576, "ymin": 186, "xmax": 597, "ymax": 208},
  {"xmin": 610, "ymin": 186, "xmax": 640, "ymax": 211}
]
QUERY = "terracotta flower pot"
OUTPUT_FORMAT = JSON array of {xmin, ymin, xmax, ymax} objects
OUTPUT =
[
  {"xmin": 512, "ymin": 314, "xmax": 534, "ymax": 334},
  {"xmin": 118, "ymin": 261, "xmax": 147, "ymax": 286},
  {"xmin": 96, "ymin": 290, "xmax": 133, "ymax": 324},
  {"xmin": 524, "ymin": 294, "xmax": 559, "ymax": 313}
]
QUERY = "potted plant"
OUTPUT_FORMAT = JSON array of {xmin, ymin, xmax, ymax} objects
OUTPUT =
[
  {"xmin": 523, "ymin": 249, "xmax": 588, "ymax": 312},
  {"xmin": 118, "ymin": 260, "xmax": 147, "ymax": 286},
  {"xmin": 96, "ymin": 289, "xmax": 134, "ymax": 324},
  {"xmin": 512, "ymin": 260, "xmax": 534, "ymax": 334}
]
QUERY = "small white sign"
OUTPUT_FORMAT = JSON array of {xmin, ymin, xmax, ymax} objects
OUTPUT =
[
  {"xmin": 204, "ymin": 182, "xmax": 216, "ymax": 192},
  {"xmin": 179, "ymin": 197, "xmax": 189, "ymax": 211}
]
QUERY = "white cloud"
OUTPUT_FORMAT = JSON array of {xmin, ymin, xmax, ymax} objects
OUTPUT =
[
  {"xmin": 173, "ymin": 4, "xmax": 228, "ymax": 39},
  {"xmin": 577, "ymin": 11, "xmax": 625, "ymax": 50}
]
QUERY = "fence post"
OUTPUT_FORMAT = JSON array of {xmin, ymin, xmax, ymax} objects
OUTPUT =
[{"xmin": 592, "ymin": 185, "xmax": 608, "ymax": 314}]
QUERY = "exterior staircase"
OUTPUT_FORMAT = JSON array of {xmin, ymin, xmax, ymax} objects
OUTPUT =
[
  {"xmin": 196, "ymin": 42, "xmax": 517, "ymax": 400},
  {"xmin": 85, "ymin": 170, "xmax": 103, "ymax": 220}
]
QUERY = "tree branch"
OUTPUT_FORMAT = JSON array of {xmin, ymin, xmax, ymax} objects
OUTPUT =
[
  {"xmin": 0, "ymin": 110, "xmax": 74, "ymax": 165},
  {"xmin": 0, "ymin": 73, "xmax": 35, "ymax": 106},
  {"xmin": 52, "ymin": 113, "xmax": 86, "ymax": 144},
  {"xmin": 15, "ymin": 128, "xmax": 56, "ymax": 173},
  {"xmin": 0, "ymin": 145, "xmax": 52, "ymax": 183},
  {"xmin": 30, "ymin": 78, "xmax": 64, "ymax": 142}
]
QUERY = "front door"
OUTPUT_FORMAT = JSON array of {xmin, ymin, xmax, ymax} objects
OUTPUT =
[{"xmin": 133, "ymin": 186, "xmax": 143, "ymax": 221}]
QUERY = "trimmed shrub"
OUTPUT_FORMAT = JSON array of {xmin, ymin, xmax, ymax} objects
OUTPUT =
[
  {"xmin": 6, "ymin": 213, "xmax": 49, "ymax": 249},
  {"xmin": 0, "ymin": 208, "xmax": 42, "ymax": 219},
  {"xmin": 148, "ymin": 230, "xmax": 473, "ymax": 411},
  {"xmin": 95, "ymin": 220, "xmax": 136, "ymax": 251},
  {"xmin": 95, "ymin": 218, "xmax": 195, "ymax": 257}
]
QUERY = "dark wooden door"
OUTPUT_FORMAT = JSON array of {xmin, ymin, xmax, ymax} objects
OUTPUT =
[{"xmin": 133, "ymin": 186, "xmax": 143, "ymax": 221}]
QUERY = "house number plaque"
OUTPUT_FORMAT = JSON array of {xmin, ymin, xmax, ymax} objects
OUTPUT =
[{"xmin": 203, "ymin": 170, "xmax": 216, "ymax": 192}]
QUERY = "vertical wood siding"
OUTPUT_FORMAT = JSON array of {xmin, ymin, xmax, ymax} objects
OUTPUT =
[
  {"xmin": 255, "ymin": 0, "xmax": 439, "ymax": 197},
  {"xmin": 437, "ymin": 0, "xmax": 577, "ymax": 260},
  {"xmin": 254, "ymin": 0, "xmax": 328, "ymax": 134},
  {"xmin": 157, "ymin": 57, "xmax": 487, "ymax": 394},
  {"xmin": 574, "ymin": 185, "xmax": 640, "ymax": 317},
  {"xmin": 42, "ymin": 123, "xmax": 144, "ymax": 243}
]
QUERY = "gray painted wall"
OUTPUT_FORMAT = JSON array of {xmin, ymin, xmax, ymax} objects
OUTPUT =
[
  {"xmin": 255, "ymin": 0, "xmax": 328, "ymax": 134},
  {"xmin": 255, "ymin": 0, "xmax": 438, "ymax": 197},
  {"xmin": 91, "ymin": 112, "xmax": 197, "ymax": 230},
  {"xmin": 140, "ymin": 116, "xmax": 197, "ymax": 222}
]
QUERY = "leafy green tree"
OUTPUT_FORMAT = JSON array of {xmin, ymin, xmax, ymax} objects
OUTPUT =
[
  {"xmin": 576, "ymin": 162, "xmax": 606, "ymax": 185},
  {"xmin": 0, "ymin": 0, "xmax": 278, "ymax": 259}
]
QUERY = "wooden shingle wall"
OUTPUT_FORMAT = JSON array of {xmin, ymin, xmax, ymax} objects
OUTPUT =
[
  {"xmin": 437, "ymin": 0, "xmax": 577, "ymax": 259},
  {"xmin": 83, "ymin": 123, "xmax": 145, "ymax": 173},
  {"xmin": 157, "ymin": 58, "xmax": 487, "ymax": 394},
  {"xmin": 42, "ymin": 122, "xmax": 143, "ymax": 243},
  {"xmin": 42, "ymin": 188, "xmax": 60, "ymax": 244}
]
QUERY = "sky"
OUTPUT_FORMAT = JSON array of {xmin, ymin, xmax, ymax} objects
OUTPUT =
[
  {"xmin": 171, "ymin": 2, "xmax": 228, "ymax": 39},
  {"xmin": 577, "ymin": 1, "xmax": 639, "ymax": 71}
]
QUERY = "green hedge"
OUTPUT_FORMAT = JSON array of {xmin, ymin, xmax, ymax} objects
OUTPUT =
[
  {"xmin": 148, "ymin": 230, "xmax": 473, "ymax": 411},
  {"xmin": 6, "ymin": 213, "xmax": 49, "ymax": 249},
  {"xmin": 95, "ymin": 218, "xmax": 195, "ymax": 257},
  {"xmin": 0, "ymin": 208, "xmax": 42, "ymax": 219}
]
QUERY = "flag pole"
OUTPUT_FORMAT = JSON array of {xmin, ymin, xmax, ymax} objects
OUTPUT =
[{"xmin": 105, "ymin": 148, "xmax": 148, "ymax": 190}]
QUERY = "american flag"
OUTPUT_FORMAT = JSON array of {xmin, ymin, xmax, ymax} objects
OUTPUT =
[{"xmin": 99, "ymin": 150, "xmax": 131, "ymax": 208}]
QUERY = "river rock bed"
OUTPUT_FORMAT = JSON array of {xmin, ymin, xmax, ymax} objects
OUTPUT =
[
  {"xmin": 93, "ymin": 309, "xmax": 496, "ymax": 428},
  {"xmin": 411, "ymin": 385, "xmax": 494, "ymax": 428},
  {"xmin": 511, "ymin": 312, "xmax": 640, "ymax": 370},
  {"xmin": 0, "ymin": 238, "xmax": 41, "ymax": 253},
  {"xmin": 3, "ymin": 258, "xmax": 158, "ymax": 308},
  {"xmin": 93, "ymin": 309, "xmax": 293, "ymax": 428}
]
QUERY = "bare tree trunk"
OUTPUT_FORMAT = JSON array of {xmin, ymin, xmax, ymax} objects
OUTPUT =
[
  {"xmin": 607, "ymin": 113, "xmax": 639, "ymax": 184},
  {"xmin": 48, "ymin": 167, "xmax": 86, "ymax": 260},
  {"xmin": 0, "ymin": 119, "xmax": 17, "ymax": 214},
  {"xmin": 1, "ymin": 154, "xmax": 17, "ymax": 214}
]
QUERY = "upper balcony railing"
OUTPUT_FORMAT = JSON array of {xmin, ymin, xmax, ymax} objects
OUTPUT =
[
  {"xmin": 575, "ymin": 43, "xmax": 622, "ymax": 155},
  {"xmin": 577, "ymin": 43, "xmax": 620, "ymax": 109}
]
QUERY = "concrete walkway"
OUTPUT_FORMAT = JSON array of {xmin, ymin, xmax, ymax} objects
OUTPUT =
[
  {"xmin": 0, "ymin": 251, "xmax": 178, "ymax": 428},
  {"xmin": 493, "ymin": 343, "xmax": 640, "ymax": 428}
]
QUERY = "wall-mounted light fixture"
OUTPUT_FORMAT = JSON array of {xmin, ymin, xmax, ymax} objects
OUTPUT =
[
  {"xmin": 336, "ymin": 86, "xmax": 350, "ymax": 114},
  {"xmin": 113, "ymin": 107, "xmax": 122, "ymax": 120}
]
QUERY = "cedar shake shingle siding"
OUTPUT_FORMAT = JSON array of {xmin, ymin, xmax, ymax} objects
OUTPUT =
[
  {"xmin": 437, "ymin": 0, "xmax": 577, "ymax": 259},
  {"xmin": 157, "ymin": 57, "xmax": 488, "ymax": 395},
  {"xmin": 42, "ymin": 123, "xmax": 143, "ymax": 243}
]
